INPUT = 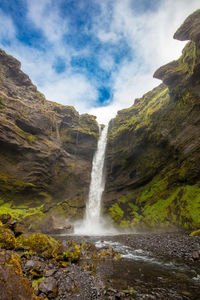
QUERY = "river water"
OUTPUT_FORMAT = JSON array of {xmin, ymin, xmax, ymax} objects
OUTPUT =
[
  {"xmin": 70, "ymin": 124, "xmax": 200, "ymax": 298},
  {"xmin": 60, "ymin": 234, "xmax": 200, "ymax": 299}
]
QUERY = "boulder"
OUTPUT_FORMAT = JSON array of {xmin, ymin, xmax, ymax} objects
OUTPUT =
[
  {"xmin": 0, "ymin": 226, "xmax": 16, "ymax": 249},
  {"xmin": 16, "ymin": 233, "xmax": 59, "ymax": 258},
  {"xmin": 38, "ymin": 277, "xmax": 58, "ymax": 298},
  {"xmin": 43, "ymin": 215, "xmax": 74, "ymax": 234}
]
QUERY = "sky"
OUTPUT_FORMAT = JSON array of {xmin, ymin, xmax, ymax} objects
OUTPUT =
[{"xmin": 0, "ymin": 0, "xmax": 199, "ymax": 124}]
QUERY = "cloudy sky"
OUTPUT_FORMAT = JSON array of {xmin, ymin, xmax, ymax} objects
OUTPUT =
[{"xmin": 0, "ymin": 0, "xmax": 199, "ymax": 123}]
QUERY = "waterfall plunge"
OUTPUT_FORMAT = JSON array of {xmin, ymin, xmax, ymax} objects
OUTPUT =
[{"xmin": 75, "ymin": 125, "xmax": 116, "ymax": 235}]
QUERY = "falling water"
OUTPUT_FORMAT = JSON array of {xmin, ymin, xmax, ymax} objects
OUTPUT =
[{"xmin": 75, "ymin": 125, "xmax": 114, "ymax": 235}]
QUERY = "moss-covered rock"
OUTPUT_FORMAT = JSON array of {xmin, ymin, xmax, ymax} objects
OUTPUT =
[
  {"xmin": 104, "ymin": 10, "xmax": 200, "ymax": 230},
  {"xmin": 0, "ymin": 226, "xmax": 16, "ymax": 249},
  {"xmin": 63, "ymin": 240, "xmax": 81, "ymax": 262},
  {"xmin": 189, "ymin": 229, "xmax": 200, "ymax": 237},
  {"xmin": 0, "ymin": 249, "xmax": 40, "ymax": 300},
  {"xmin": 16, "ymin": 233, "xmax": 59, "ymax": 258}
]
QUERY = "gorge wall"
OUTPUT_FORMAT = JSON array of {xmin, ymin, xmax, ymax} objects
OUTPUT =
[
  {"xmin": 0, "ymin": 49, "xmax": 98, "ymax": 229},
  {"xmin": 104, "ymin": 10, "xmax": 200, "ymax": 230},
  {"xmin": 1, "ymin": 10, "xmax": 200, "ymax": 232}
]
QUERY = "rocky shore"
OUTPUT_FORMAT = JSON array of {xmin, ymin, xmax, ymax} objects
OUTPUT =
[
  {"xmin": 0, "ymin": 212, "xmax": 200, "ymax": 299},
  {"xmin": 0, "ymin": 213, "xmax": 123, "ymax": 299},
  {"xmin": 120, "ymin": 232, "xmax": 200, "ymax": 262}
]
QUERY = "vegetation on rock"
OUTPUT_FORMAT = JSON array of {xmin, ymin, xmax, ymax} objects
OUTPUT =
[{"xmin": 104, "ymin": 10, "xmax": 200, "ymax": 230}]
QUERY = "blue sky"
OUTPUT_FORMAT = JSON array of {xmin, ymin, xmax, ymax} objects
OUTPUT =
[{"xmin": 0, "ymin": 0, "xmax": 199, "ymax": 123}]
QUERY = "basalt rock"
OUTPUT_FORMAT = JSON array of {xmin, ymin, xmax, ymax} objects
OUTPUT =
[
  {"xmin": 104, "ymin": 10, "xmax": 200, "ymax": 230},
  {"xmin": 0, "ymin": 48, "xmax": 99, "ymax": 227}
]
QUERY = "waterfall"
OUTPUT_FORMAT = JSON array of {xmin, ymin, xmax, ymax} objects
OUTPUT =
[{"xmin": 75, "ymin": 125, "xmax": 112, "ymax": 235}]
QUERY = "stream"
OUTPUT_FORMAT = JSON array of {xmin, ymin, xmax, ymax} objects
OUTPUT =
[
  {"xmin": 59, "ymin": 234, "xmax": 200, "ymax": 299},
  {"xmin": 63, "ymin": 121, "xmax": 200, "ymax": 299}
]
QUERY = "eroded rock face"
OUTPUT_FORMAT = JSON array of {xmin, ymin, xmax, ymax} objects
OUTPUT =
[
  {"xmin": 0, "ymin": 49, "xmax": 99, "ymax": 225},
  {"xmin": 173, "ymin": 9, "xmax": 200, "ymax": 41},
  {"xmin": 104, "ymin": 10, "xmax": 200, "ymax": 230}
]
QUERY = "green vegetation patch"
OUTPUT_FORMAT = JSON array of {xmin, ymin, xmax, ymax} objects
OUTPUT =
[
  {"xmin": 0, "ymin": 170, "xmax": 36, "ymax": 193},
  {"xmin": 107, "ymin": 183, "xmax": 200, "ymax": 230}
]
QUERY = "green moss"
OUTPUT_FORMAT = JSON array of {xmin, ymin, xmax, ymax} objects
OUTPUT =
[
  {"xmin": 63, "ymin": 240, "xmax": 80, "ymax": 262},
  {"xmin": 109, "ymin": 203, "xmax": 124, "ymax": 223},
  {"xmin": 189, "ymin": 229, "xmax": 200, "ymax": 236},
  {"xmin": 32, "ymin": 277, "xmax": 45, "ymax": 291},
  {"xmin": 38, "ymin": 192, "xmax": 52, "ymax": 203},
  {"xmin": 0, "ymin": 170, "xmax": 36, "ymax": 193},
  {"xmin": 108, "ymin": 86, "xmax": 169, "ymax": 144},
  {"xmin": 16, "ymin": 233, "xmax": 59, "ymax": 257},
  {"xmin": 0, "ymin": 96, "xmax": 5, "ymax": 109},
  {"xmin": 107, "ymin": 181, "xmax": 200, "ymax": 229},
  {"xmin": 0, "ymin": 201, "xmax": 45, "ymax": 227},
  {"xmin": 141, "ymin": 184, "xmax": 200, "ymax": 229},
  {"xmin": 138, "ymin": 178, "xmax": 168, "ymax": 205},
  {"xmin": 0, "ymin": 96, "xmax": 5, "ymax": 105},
  {"xmin": 15, "ymin": 125, "xmax": 36, "ymax": 145},
  {"xmin": 0, "ymin": 226, "xmax": 16, "ymax": 249}
]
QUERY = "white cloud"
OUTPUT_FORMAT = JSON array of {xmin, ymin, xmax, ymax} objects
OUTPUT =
[
  {"xmin": 98, "ymin": 52, "xmax": 115, "ymax": 72},
  {"xmin": 97, "ymin": 30, "xmax": 119, "ymax": 43},
  {"xmin": 26, "ymin": 0, "xmax": 68, "ymax": 43},
  {"xmin": 0, "ymin": 0, "xmax": 200, "ymax": 125},
  {"xmin": 90, "ymin": 0, "xmax": 200, "ymax": 123},
  {"xmin": 41, "ymin": 73, "xmax": 98, "ymax": 111},
  {"xmin": 0, "ymin": 9, "xmax": 16, "ymax": 40}
]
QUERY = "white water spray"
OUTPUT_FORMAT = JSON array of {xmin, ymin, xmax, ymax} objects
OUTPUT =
[{"xmin": 75, "ymin": 125, "xmax": 115, "ymax": 235}]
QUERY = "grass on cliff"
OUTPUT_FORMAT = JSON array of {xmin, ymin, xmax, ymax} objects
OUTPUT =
[{"xmin": 108, "ymin": 182, "xmax": 200, "ymax": 230}]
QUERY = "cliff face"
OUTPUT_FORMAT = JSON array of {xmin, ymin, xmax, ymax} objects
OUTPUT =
[
  {"xmin": 104, "ymin": 10, "xmax": 200, "ymax": 230},
  {"xmin": 0, "ymin": 49, "xmax": 99, "ymax": 226}
]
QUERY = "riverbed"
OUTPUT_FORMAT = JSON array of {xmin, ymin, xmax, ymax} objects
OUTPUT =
[{"xmin": 58, "ymin": 232, "xmax": 200, "ymax": 299}]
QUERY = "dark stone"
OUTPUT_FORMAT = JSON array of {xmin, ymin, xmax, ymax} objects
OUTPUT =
[
  {"xmin": 38, "ymin": 277, "xmax": 58, "ymax": 297},
  {"xmin": 45, "ymin": 268, "xmax": 57, "ymax": 277}
]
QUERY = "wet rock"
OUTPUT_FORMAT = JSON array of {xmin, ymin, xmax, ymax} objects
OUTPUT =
[{"xmin": 38, "ymin": 276, "xmax": 58, "ymax": 297}]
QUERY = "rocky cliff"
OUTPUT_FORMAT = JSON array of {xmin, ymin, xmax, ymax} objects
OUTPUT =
[
  {"xmin": 104, "ymin": 10, "xmax": 200, "ymax": 230},
  {"xmin": 0, "ymin": 49, "xmax": 99, "ymax": 228}
]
